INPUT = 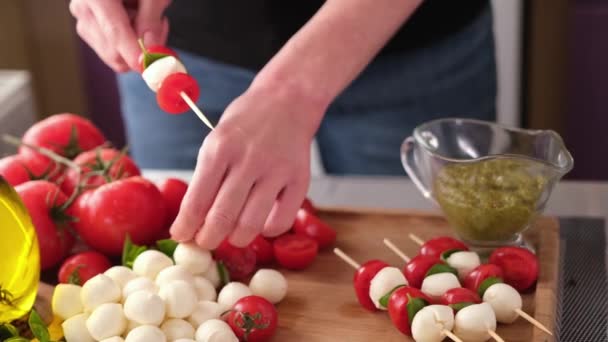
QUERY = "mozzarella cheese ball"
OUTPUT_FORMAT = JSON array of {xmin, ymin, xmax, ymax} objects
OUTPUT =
[
  {"xmin": 81, "ymin": 274, "xmax": 121, "ymax": 311},
  {"xmin": 188, "ymin": 301, "xmax": 225, "ymax": 327},
  {"xmin": 124, "ymin": 290, "xmax": 166, "ymax": 325},
  {"xmin": 125, "ymin": 320, "xmax": 142, "ymax": 335},
  {"xmin": 248, "ymin": 269, "xmax": 288, "ymax": 304},
  {"xmin": 195, "ymin": 319, "xmax": 238, "ymax": 342},
  {"xmin": 100, "ymin": 337, "xmax": 125, "ymax": 342},
  {"xmin": 125, "ymin": 325, "xmax": 167, "ymax": 342},
  {"xmin": 446, "ymin": 251, "xmax": 481, "ymax": 280},
  {"xmin": 369, "ymin": 267, "xmax": 408, "ymax": 310},
  {"xmin": 193, "ymin": 277, "xmax": 217, "ymax": 302},
  {"xmin": 483, "ymin": 283, "xmax": 522, "ymax": 324},
  {"xmin": 62, "ymin": 313, "xmax": 95, "ymax": 342},
  {"xmin": 133, "ymin": 250, "xmax": 174, "ymax": 279},
  {"xmin": 122, "ymin": 277, "xmax": 159, "ymax": 302},
  {"xmin": 156, "ymin": 265, "xmax": 195, "ymax": 286},
  {"xmin": 202, "ymin": 261, "xmax": 221, "ymax": 288},
  {"xmin": 454, "ymin": 303, "xmax": 497, "ymax": 342},
  {"xmin": 411, "ymin": 305, "xmax": 454, "ymax": 342},
  {"xmin": 217, "ymin": 282, "xmax": 253, "ymax": 310},
  {"xmin": 52, "ymin": 284, "xmax": 83, "ymax": 320},
  {"xmin": 161, "ymin": 318, "xmax": 195, "ymax": 341},
  {"xmin": 174, "ymin": 243, "xmax": 213, "ymax": 275},
  {"xmin": 104, "ymin": 266, "xmax": 137, "ymax": 289},
  {"xmin": 421, "ymin": 273, "xmax": 461, "ymax": 301},
  {"xmin": 159, "ymin": 280, "xmax": 198, "ymax": 318},
  {"xmin": 142, "ymin": 56, "xmax": 187, "ymax": 92},
  {"xmin": 86, "ymin": 303, "xmax": 127, "ymax": 340}
]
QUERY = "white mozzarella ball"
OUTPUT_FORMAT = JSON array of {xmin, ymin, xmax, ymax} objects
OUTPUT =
[
  {"xmin": 446, "ymin": 251, "xmax": 481, "ymax": 279},
  {"xmin": 52, "ymin": 284, "xmax": 83, "ymax": 320},
  {"xmin": 193, "ymin": 277, "xmax": 217, "ymax": 302},
  {"xmin": 142, "ymin": 56, "xmax": 187, "ymax": 92},
  {"xmin": 368, "ymin": 267, "xmax": 407, "ymax": 310},
  {"xmin": 62, "ymin": 313, "xmax": 95, "ymax": 342},
  {"xmin": 483, "ymin": 283, "xmax": 522, "ymax": 324},
  {"xmin": 161, "ymin": 318, "xmax": 195, "ymax": 341},
  {"xmin": 123, "ymin": 277, "xmax": 159, "ymax": 302},
  {"xmin": 125, "ymin": 325, "xmax": 167, "ymax": 342},
  {"xmin": 81, "ymin": 274, "xmax": 121, "ymax": 311},
  {"xmin": 421, "ymin": 273, "xmax": 461, "ymax": 301},
  {"xmin": 133, "ymin": 250, "xmax": 174, "ymax": 279},
  {"xmin": 105, "ymin": 266, "xmax": 137, "ymax": 289},
  {"xmin": 159, "ymin": 280, "xmax": 198, "ymax": 318},
  {"xmin": 188, "ymin": 301, "xmax": 225, "ymax": 327},
  {"xmin": 217, "ymin": 282, "xmax": 253, "ymax": 310},
  {"xmin": 411, "ymin": 305, "xmax": 454, "ymax": 342},
  {"xmin": 125, "ymin": 320, "xmax": 142, "ymax": 335},
  {"xmin": 124, "ymin": 290, "xmax": 166, "ymax": 325},
  {"xmin": 156, "ymin": 265, "xmax": 195, "ymax": 286},
  {"xmin": 86, "ymin": 303, "xmax": 127, "ymax": 340},
  {"xmin": 174, "ymin": 243, "xmax": 213, "ymax": 275},
  {"xmin": 202, "ymin": 261, "xmax": 221, "ymax": 288},
  {"xmin": 195, "ymin": 319, "xmax": 238, "ymax": 342},
  {"xmin": 248, "ymin": 269, "xmax": 288, "ymax": 304},
  {"xmin": 100, "ymin": 337, "xmax": 124, "ymax": 342},
  {"xmin": 454, "ymin": 303, "xmax": 497, "ymax": 342}
]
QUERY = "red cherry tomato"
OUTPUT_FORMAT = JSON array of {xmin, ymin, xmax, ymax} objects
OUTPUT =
[
  {"xmin": 157, "ymin": 178, "xmax": 188, "ymax": 229},
  {"xmin": 420, "ymin": 236, "xmax": 469, "ymax": 259},
  {"xmin": 214, "ymin": 240, "xmax": 257, "ymax": 281},
  {"xmin": 388, "ymin": 286, "xmax": 432, "ymax": 335},
  {"xmin": 58, "ymin": 251, "xmax": 112, "ymax": 285},
  {"xmin": 353, "ymin": 260, "xmax": 390, "ymax": 311},
  {"xmin": 292, "ymin": 209, "xmax": 336, "ymax": 249},
  {"xmin": 1, "ymin": 154, "xmax": 65, "ymax": 187},
  {"xmin": 402, "ymin": 255, "xmax": 443, "ymax": 289},
  {"xmin": 0, "ymin": 155, "xmax": 30, "ymax": 186},
  {"xmin": 489, "ymin": 246, "xmax": 539, "ymax": 291},
  {"xmin": 464, "ymin": 264, "xmax": 504, "ymax": 295},
  {"xmin": 226, "ymin": 295, "xmax": 278, "ymax": 342},
  {"xmin": 273, "ymin": 234, "xmax": 318, "ymax": 270},
  {"xmin": 248, "ymin": 235, "xmax": 274, "ymax": 265},
  {"xmin": 440, "ymin": 287, "xmax": 481, "ymax": 311},
  {"xmin": 137, "ymin": 45, "xmax": 179, "ymax": 73},
  {"xmin": 301, "ymin": 197, "xmax": 316, "ymax": 214},
  {"xmin": 157, "ymin": 73, "xmax": 200, "ymax": 114}
]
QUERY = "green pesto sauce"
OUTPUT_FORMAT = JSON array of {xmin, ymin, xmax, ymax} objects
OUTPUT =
[{"xmin": 433, "ymin": 158, "xmax": 548, "ymax": 241}]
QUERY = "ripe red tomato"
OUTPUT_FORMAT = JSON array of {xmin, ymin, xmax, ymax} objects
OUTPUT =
[
  {"xmin": 273, "ymin": 234, "xmax": 318, "ymax": 270},
  {"xmin": 214, "ymin": 240, "xmax": 257, "ymax": 281},
  {"xmin": 157, "ymin": 73, "xmax": 200, "ymax": 114},
  {"xmin": 248, "ymin": 235, "xmax": 274, "ymax": 265},
  {"xmin": 301, "ymin": 197, "xmax": 316, "ymax": 214},
  {"xmin": 420, "ymin": 236, "xmax": 469, "ymax": 259},
  {"xmin": 20, "ymin": 113, "xmax": 106, "ymax": 159},
  {"xmin": 62, "ymin": 148, "xmax": 141, "ymax": 196},
  {"xmin": 15, "ymin": 181, "xmax": 76, "ymax": 270},
  {"xmin": 402, "ymin": 255, "xmax": 443, "ymax": 289},
  {"xmin": 464, "ymin": 264, "xmax": 504, "ymax": 296},
  {"xmin": 440, "ymin": 287, "xmax": 481, "ymax": 311},
  {"xmin": 58, "ymin": 251, "xmax": 112, "ymax": 285},
  {"xmin": 137, "ymin": 45, "xmax": 179, "ymax": 73},
  {"xmin": 157, "ymin": 178, "xmax": 188, "ymax": 228},
  {"xmin": 73, "ymin": 177, "xmax": 167, "ymax": 256},
  {"xmin": 0, "ymin": 154, "xmax": 64, "ymax": 187},
  {"xmin": 226, "ymin": 296, "xmax": 278, "ymax": 342},
  {"xmin": 0, "ymin": 155, "xmax": 30, "ymax": 186},
  {"xmin": 489, "ymin": 246, "xmax": 539, "ymax": 291},
  {"xmin": 292, "ymin": 209, "xmax": 336, "ymax": 249},
  {"xmin": 388, "ymin": 286, "xmax": 432, "ymax": 335},
  {"xmin": 353, "ymin": 260, "xmax": 389, "ymax": 311}
]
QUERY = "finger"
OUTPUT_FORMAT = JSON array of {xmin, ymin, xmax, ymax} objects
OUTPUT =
[
  {"xmin": 228, "ymin": 178, "xmax": 284, "ymax": 247},
  {"xmin": 136, "ymin": 0, "xmax": 171, "ymax": 45},
  {"xmin": 263, "ymin": 178, "xmax": 309, "ymax": 237},
  {"xmin": 194, "ymin": 167, "xmax": 255, "ymax": 249},
  {"xmin": 159, "ymin": 17, "xmax": 170, "ymax": 46}
]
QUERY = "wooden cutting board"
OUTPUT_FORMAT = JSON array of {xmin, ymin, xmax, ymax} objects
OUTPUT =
[{"xmin": 37, "ymin": 208, "xmax": 559, "ymax": 342}]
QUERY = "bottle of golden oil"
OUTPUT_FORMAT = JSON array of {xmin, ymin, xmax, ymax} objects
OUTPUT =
[{"xmin": 0, "ymin": 176, "xmax": 40, "ymax": 323}]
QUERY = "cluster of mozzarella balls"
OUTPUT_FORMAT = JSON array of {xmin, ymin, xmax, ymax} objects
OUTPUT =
[{"xmin": 52, "ymin": 243, "xmax": 288, "ymax": 342}]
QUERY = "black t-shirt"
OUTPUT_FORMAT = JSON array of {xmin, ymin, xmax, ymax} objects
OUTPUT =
[{"xmin": 166, "ymin": 0, "xmax": 489, "ymax": 71}]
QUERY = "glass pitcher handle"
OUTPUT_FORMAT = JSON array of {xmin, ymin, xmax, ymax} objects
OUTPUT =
[{"xmin": 401, "ymin": 136, "xmax": 433, "ymax": 200}]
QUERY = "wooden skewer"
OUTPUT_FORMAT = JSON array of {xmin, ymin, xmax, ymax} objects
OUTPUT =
[
  {"xmin": 383, "ymin": 238, "xmax": 411, "ymax": 263},
  {"xmin": 515, "ymin": 308, "xmax": 553, "ymax": 336},
  {"xmin": 487, "ymin": 329, "xmax": 505, "ymax": 342},
  {"xmin": 443, "ymin": 330, "xmax": 463, "ymax": 342},
  {"xmin": 180, "ymin": 91, "xmax": 215, "ymax": 131},
  {"xmin": 333, "ymin": 248, "xmax": 360, "ymax": 270},
  {"xmin": 408, "ymin": 233, "xmax": 425, "ymax": 246}
]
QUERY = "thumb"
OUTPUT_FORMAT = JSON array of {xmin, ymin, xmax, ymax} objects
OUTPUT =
[{"xmin": 135, "ymin": 0, "xmax": 171, "ymax": 46}]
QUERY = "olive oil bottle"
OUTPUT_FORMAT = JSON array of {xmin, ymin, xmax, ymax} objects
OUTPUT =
[{"xmin": 0, "ymin": 176, "xmax": 40, "ymax": 322}]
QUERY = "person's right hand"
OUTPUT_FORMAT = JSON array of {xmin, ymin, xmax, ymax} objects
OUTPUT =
[{"xmin": 69, "ymin": 0, "xmax": 171, "ymax": 72}]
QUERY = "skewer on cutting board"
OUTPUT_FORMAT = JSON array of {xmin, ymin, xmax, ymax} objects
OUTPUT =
[
  {"xmin": 409, "ymin": 233, "xmax": 425, "ymax": 246},
  {"xmin": 514, "ymin": 308, "xmax": 553, "ymax": 336},
  {"xmin": 487, "ymin": 329, "xmax": 505, "ymax": 342},
  {"xmin": 444, "ymin": 330, "xmax": 464, "ymax": 342},
  {"xmin": 383, "ymin": 238, "xmax": 411, "ymax": 263},
  {"xmin": 333, "ymin": 248, "xmax": 361, "ymax": 269}
]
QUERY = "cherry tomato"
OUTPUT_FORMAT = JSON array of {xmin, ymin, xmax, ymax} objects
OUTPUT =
[
  {"xmin": 353, "ymin": 260, "xmax": 389, "ymax": 311},
  {"xmin": 58, "ymin": 251, "xmax": 112, "ymax": 285},
  {"xmin": 248, "ymin": 235, "xmax": 274, "ymax": 265},
  {"xmin": 214, "ymin": 240, "xmax": 257, "ymax": 281},
  {"xmin": 273, "ymin": 234, "xmax": 318, "ymax": 270},
  {"xmin": 0, "ymin": 155, "xmax": 30, "ymax": 186},
  {"xmin": 157, "ymin": 73, "xmax": 200, "ymax": 114},
  {"xmin": 20, "ymin": 153, "xmax": 64, "ymax": 183},
  {"xmin": 292, "ymin": 209, "xmax": 336, "ymax": 249},
  {"xmin": 464, "ymin": 264, "xmax": 504, "ymax": 296},
  {"xmin": 157, "ymin": 178, "xmax": 188, "ymax": 229},
  {"xmin": 420, "ymin": 236, "xmax": 469, "ymax": 259},
  {"xmin": 387, "ymin": 286, "xmax": 432, "ymax": 335},
  {"xmin": 402, "ymin": 255, "xmax": 443, "ymax": 289},
  {"xmin": 20, "ymin": 113, "xmax": 106, "ymax": 159},
  {"xmin": 489, "ymin": 246, "xmax": 539, "ymax": 291},
  {"xmin": 15, "ymin": 181, "xmax": 76, "ymax": 270},
  {"xmin": 73, "ymin": 177, "xmax": 167, "ymax": 256},
  {"xmin": 440, "ymin": 287, "xmax": 481, "ymax": 311},
  {"xmin": 226, "ymin": 295, "xmax": 278, "ymax": 342},
  {"xmin": 301, "ymin": 197, "xmax": 316, "ymax": 214},
  {"xmin": 137, "ymin": 45, "xmax": 179, "ymax": 73}
]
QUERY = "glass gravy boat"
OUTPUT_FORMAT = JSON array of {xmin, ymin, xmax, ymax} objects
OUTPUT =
[{"xmin": 401, "ymin": 118, "xmax": 573, "ymax": 248}]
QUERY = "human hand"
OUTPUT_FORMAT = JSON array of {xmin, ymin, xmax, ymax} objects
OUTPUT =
[
  {"xmin": 69, "ymin": 0, "xmax": 171, "ymax": 72},
  {"xmin": 169, "ymin": 85, "xmax": 324, "ymax": 249}
]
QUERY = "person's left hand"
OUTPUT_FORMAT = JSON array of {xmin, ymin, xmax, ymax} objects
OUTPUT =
[{"xmin": 169, "ymin": 85, "xmax": 323, "ymax": 249}]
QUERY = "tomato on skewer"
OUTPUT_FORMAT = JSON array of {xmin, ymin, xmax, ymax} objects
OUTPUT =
[
  {"xmin": 463, "ymin": 264, "xmax": 504, "ymax": 297},
  {"xmin": 387, "ymin": 286, "xmax": 432, "ymax": 335},
  {"xmin": 440, "ymin": 287, "xmax": 481, "ymax": 312},
  {"xmin": 353, "ymin": 260, "xmax": 390, "ymax": 312},
  {"xmin": 402, "ymin": 255, "xmax": 442, "ymax": 289},
  {"xmin": 419, "ymin": 236, "xmax": 469, "ymax": 259},
  {"xmin": 157, "ymin": 73, "xmax": 201, "ymax": 114}
]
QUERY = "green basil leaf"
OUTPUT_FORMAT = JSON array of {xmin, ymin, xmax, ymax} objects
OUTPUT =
[
  {"xmin": 122, "ymin": 235, "xmax": 148, "ymax": 269},
  {"xmin": 440, "ymin": 248, "xmax": 463, "ymax": 261},
  {"xmin": 449, "ymin": 301, "xmax": 475, "ymax": 312},
  {"xmin": 407, "ymin": 297, "xmax": 429, "ymax": 323},
  {"xmin": 143, "ymin": 53, "xmax": 171, "ymax": 69},
  {"xmin": 29, "ymin": 309, "xmax": 50, "ymax": 342},
  {"xmin": 378, "ymin": 284, "xmax": 407, "ymax": 308},
  {"xmin": 0, "ymin": 323, "xmax": 19, "ymax": 339},
  {"xmin": 156, "ymin": 239, "xmax": 179, "ymax": 258},
  {"xmin": 478, "ymin": 276, "xmax": 503, "ymax": 297},
  {"xmin": 425, "ymin": 263, "xmax": 458, "ymax": 278},
  {"xmin": 5, "ymin": 337, "xmax": 30, "ymax": 342},
  {"xmin": 217, "ymin": 261, "xmax": 230, "ymax": 288}
]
